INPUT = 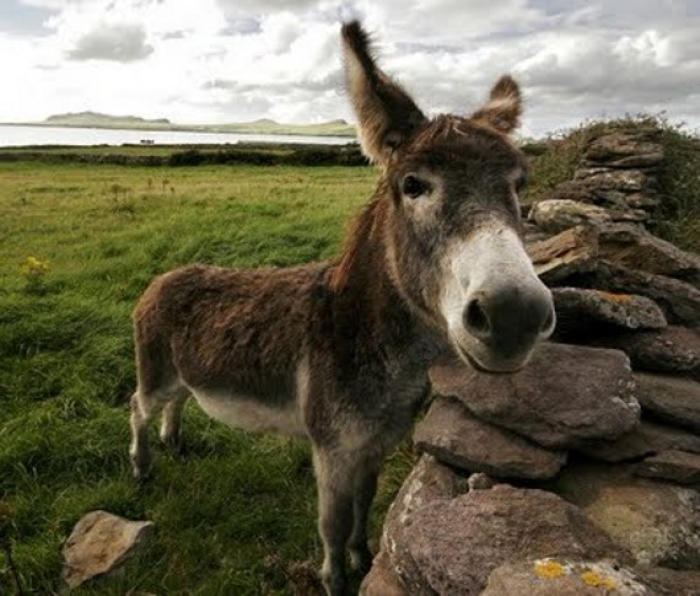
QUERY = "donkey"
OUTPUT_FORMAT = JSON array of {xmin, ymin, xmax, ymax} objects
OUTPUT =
[{"xmin": 129, "ymin": 20, "xmax": 555, "ymax": 595}]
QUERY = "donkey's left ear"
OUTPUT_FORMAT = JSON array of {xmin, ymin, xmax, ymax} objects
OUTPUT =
[
  {"xmin": 471, "ymin": 75, "xmax": 522, "ymax": 135},
  {"xmin": 342, "ymin": 21, "xmax": 427, "ymax": 164}
]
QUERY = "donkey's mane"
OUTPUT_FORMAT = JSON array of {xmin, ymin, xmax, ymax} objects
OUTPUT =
[{"xmin": 331, "ymin": 187, "xmax": 386, "ymax": 293}]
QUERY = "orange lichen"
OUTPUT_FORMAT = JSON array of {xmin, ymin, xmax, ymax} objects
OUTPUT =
[
  {"xmin": 580, "ymin": 569, "xmax": 617, "ymax": 589},
  {"xmin": 592, "ymin": 290, "xmax": 632, "ymax": 303},
  {"xmin": 534, "ymin": 559, "xmax": 566, "ymax": 579}
]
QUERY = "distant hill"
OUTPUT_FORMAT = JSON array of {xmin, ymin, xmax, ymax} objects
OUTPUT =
[
  {"xmin": 45, "ymin": 111, "xmax": 172, "ymax": 127},
  {"xmin": 33, "ymin": 112, "xmax": 356, "ymax": 137}
]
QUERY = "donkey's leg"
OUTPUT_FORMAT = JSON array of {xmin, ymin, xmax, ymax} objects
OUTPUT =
[
  {"xmin": 348, "ymin": 461, "xmax": 381, "ymax": 574},
  {"xmin": 159, "ymin": 389, "xmax": 189, "ymax": 450},
  {"xmin": 129, "ymin": 390, "xmax": 161, "ymax": 479},
  {"xmin": 314, "ymin": 448, "xmax": 356, "ymax": 596}
]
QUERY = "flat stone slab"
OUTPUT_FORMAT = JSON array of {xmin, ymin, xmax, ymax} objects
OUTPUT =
[
  {"xmin": 530, "ymin": 200, "xmax": 615, "ymax": 234},
  {"xmin": 567, "ymin": 261, "xmax": 700, "ymax": 328},
  {"xmin": 414, "ymin": 396, "xmax": 566, "ymax": 480},
  {"xmin": 636, "ymin": 450, "xmax": 700, "ymax": 484},
  {"xmin": 552, "ymin": 287, "xmax": 666, "ymax": 330},
  {"xmin": 583, "ymin": 130, "xmax": 663, "ymax": 167},
  {"xmin": 635, "ymin": 373, "xmax": 700, "ymax": 431},
  {"xmin": 579, "ymin": 420, "xmax": 700, "ymax": 462},
  {"xmin": 635, "ymin": 565, "xmax": 700, "ymax": 595},
  {"xmin": 598, "ymin": 223, "xmax": 700, "ymax": 289},
  {"xmin": 574, "ymin": 168, "xmax": 649, "ymax": 192},
  {"xmin": 548, "ymin": 462, "xmax": 700, "ymax": 570},
  {"xmin": 430, "ymin": 342, "xmax": 640, "ymax": 449},
  {"xmin": 397, "ymin": 486, "xmax": 624, "ymax": 595},
  {"xmin": 483, "ymin": 558, "xmax": 657, "ymax": 596},
  {"xmin": 527, "ymin": 225, "xmax": 600, "ymax": 284},
  {"xmin": 62, "ymin": 510, "xmax": 154, "ymax": 589},
  {"xmin": 585, "ymin": 326, "xmax": 700, "ymax": 379}
]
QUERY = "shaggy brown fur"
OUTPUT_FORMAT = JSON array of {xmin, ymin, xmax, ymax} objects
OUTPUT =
[{"xmin": 129, "ymin": 20, "xmax": 554, "ymax": 596}]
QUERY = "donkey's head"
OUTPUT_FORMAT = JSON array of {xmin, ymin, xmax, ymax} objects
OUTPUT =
[{"xmin": 341, "ymin": 21, "xmax": 555, "ymax": 373}]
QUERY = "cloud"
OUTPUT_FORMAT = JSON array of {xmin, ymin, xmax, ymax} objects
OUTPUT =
[
  {"xmin": 67, "ymin": 23, "xmax": 153, "ymax": 61},
  {"xmin": 2, "ymin": 0, "xmax": 699, "ymax": 135}
]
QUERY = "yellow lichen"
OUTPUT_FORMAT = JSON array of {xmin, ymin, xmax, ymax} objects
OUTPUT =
[
  {"xmin": 580, "ymin": 569, "xmax": 617, "ymax": 589},
  {"xmin": 534, "ymin": 559, "xmax": 566, "ymax": 579},
  {"xmin": 592, "ymin": 290, "xmax": 631, "ymax": 303}
]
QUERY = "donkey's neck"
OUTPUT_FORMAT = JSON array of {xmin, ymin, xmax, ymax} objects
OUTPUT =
[{"xmin": 330, "ymin": 187, "xmax": 443, "ymax": 369}]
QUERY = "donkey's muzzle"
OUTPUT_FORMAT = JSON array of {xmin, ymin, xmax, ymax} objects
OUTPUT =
[{"xmin": 462, "ymin": 281, "xmax": 555, "ymax": 371}]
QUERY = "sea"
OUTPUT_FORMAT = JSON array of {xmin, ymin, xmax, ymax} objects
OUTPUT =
[{"xmin": 0, "ymin": 124, "xmax": 354, "ymax": 147}]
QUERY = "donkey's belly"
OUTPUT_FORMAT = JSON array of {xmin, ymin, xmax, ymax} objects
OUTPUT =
[{"xmin": 190, "ymin": 389, "xmax": 306, "ymax": 437}]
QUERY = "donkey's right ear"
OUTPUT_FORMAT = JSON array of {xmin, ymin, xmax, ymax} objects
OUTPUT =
[{"xmin": 342, "ymin": 21, "xmax": 426, "ymax": 165}]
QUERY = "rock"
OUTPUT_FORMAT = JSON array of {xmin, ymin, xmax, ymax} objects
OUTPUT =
[
  {"xmin": 636, "ymin": 450, "xmax": 700, "ymax": 485},
  {"xmin": 482, "ymin": 558, "xmax": 657, "ymax": 595},
  {"xmin": 396, "ymin": 486, "xmax": 624, "ymax": 595},
  {"xmin": 544, "ymin": 180, "xmax": 625, "ymax": 209},
  {"xmin": 635, "ymin": 565, "xmax": 700, "ymax": 595},
  {"xmin": 548, "ymin": 462, "xmax": 700, "ymax": 569},
  {"xmin": 381, "ymin": 454, "xmax": 470, "ymax": 595},
  {"xmin": 359, "ymin": 550, "xmax": 406, "ymax": 596},
  {"xmin": 527, "ymin": 225, "xmax": 599, "ymax": 283},
  {"xmin": 583, "ymin": 131, "xmax": 663, "ymax": 167},
  {"xmin": 468, "ymin": 472, "xmax": 496, "ymax": 491},
  {"xmin": 562, "ymin": 261, "xmax": 700, "ymax": 327},
  {"xmin": 552, "ymin": 287, "xmax": 666, "ymax": 330},
  {"xmin": 624, "ymin": 192, "xmax": 661, "ymax": 209},
  {"xmin": 530, "ymin": 199, "xmax": 645, "ymax": 234},
  {"xmin": 414, "ymin": 396, "xmax": 566, "ymax": 480},
  {"xmin": 574, "ymin": 168, "xmax": 648, "ymax": 192},
  {"xmin": 584, "ymin": 326, "xmax": 700, "ymax": 379},
  {"xmin": 62, "ymin": 510, "xmax": 154, "ymax": 589},
  {"xmin": 430, "ymin": 343, "xmax": 640, "ymax": 449},
  {"xmin": 598, "ymin": 223, "xmax": 700, "ymax": 288},
  {"xmin": 579, "ymin": 420, "xmax": 700, "ymax": 462},
  {"xmin": 634, "ymin": 373, "xmax": 700, "ymax": 431},
  {"xmin": 523, "ymin": 220, "xmax": 550, "ymax": 244}
]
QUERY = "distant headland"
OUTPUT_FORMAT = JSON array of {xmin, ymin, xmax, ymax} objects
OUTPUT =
[{"xmin": 12, "ymin": 111, "xmax": 356, "ymax": 137}]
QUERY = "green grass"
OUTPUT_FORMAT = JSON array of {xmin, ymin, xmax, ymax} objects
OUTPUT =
[
  {"xmin": 0, "ymin": 159, "xmax": 418, "ymax": 594},
  {"xmin": 2, "ymin": 116, "xmax": 698, "ymax": 594}
]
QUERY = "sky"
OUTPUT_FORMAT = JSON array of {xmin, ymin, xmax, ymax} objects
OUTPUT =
[{"xmin": 1, "ymin": 0, "xmax": 699, "ymax": 138}]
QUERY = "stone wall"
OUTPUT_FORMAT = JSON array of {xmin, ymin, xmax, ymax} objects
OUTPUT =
[{"xmin": 362, "ymin": 127, "xmax": 700, "ymax": 595}]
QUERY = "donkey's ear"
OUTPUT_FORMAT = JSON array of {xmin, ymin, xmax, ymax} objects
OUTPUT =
[
  {"xmin": 471, "ymin": 75, "xmax": 522, "ymax": 135},
  {"xmin": 342, "ymin": 21, "xmax": 427, "ymax": 164}
]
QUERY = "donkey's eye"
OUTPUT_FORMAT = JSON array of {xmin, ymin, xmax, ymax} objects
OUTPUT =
[{"xmin": 402, "ymin": 174, "xmax": 430, "ymax": 199}]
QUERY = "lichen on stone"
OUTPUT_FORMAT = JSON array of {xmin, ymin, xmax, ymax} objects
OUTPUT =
[
  {"xmin": 580, "ymin": 569, "xmax": 617, "ymax": 589},
  {"xmin": 534, "ymin": 559, "xmax": 566, "ymax": 579}
]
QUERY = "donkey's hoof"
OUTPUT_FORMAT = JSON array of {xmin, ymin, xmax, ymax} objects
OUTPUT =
[
  {"xmin": 130, "ymin": 452, "xmax": 152, "ymax": 481},
  {"xmin": 160, "ymin": 434, "xmax": 184, "ymax": 456},
  {"xmin": 349, "ymin": 545, "xmax": 373, "ymax": 575},
  {"xmin": 321, "ymin": 569, "xmax": 347, "ymax": 596}
]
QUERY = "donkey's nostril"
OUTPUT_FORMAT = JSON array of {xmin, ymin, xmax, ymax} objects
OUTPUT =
[{"xmin": 464, "ymin": 298, "xmax": 491, "ymax": 338}]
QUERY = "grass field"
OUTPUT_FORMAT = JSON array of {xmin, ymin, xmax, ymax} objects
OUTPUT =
[
  {"xmin": 2, "ymin": 117, "xmax": 698, "ymax": 595},
  {"xmin": 0, "ymin": 159, "xmax": 418, "ymax": 594}
]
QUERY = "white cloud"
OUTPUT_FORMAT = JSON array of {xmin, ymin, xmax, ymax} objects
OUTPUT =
[
  {"xmin": 67, "ymin": 22, "xmax": 152, "ymax": 61},
  {"xmin": 1, "ymin": 0, "xmax": 699, "ymax": 135}
]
